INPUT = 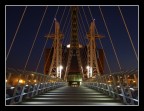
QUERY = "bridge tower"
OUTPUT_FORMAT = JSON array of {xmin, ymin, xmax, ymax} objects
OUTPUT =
[
  {"xmin": 64, "ymin": 6, "xmax": 83, "ymax": 80},
  {"xmin": 45, "ymin": 19, "xmax": 63, "ymax": 78},
  {"xmin": 86, "ymin": 20, "xmax": 104, "ymax": 78}
]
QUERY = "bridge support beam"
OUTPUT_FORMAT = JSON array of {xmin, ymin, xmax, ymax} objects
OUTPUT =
[
  {"xmin": 64, "ymin": 6, "xmax": 83, "ymax": 80},
  {"xmin": 46, "ymin": 19, "xmax": 63, "ymax": 78},
  {"xmin": 86, "ymin": 20, "xmax": 103, "ymax": 78}
]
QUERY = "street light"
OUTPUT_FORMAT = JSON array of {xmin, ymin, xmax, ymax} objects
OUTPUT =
[
  {"xmin": 86, "ymin": 66, "xmax": 92, "ymax": 78},
  {"xmin": 57, "ymin": 65, "xmax": 63, "ymax": 78}
]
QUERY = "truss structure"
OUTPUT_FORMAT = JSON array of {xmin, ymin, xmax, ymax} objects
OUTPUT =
[{"xmin": 86, "ymin": 20, "xmax": 103, "ymax": 78}]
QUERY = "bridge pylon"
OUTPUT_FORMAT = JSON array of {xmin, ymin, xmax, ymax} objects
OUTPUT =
[
  {"xmin": 64, "ymin": 6, "xmax": 83, "ymax": 80},
  {"xmin": 45, "ymin": 19, "xmax": 63, "ymax": 78},
  {"xmin": 86, "ymin": 20, "xmax": 104, "ymax": 78}
]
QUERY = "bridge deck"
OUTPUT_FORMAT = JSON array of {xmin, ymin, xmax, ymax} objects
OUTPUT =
[{"xmin": 18, "ymin": 85, "xmax": 123, "ymax": 105}]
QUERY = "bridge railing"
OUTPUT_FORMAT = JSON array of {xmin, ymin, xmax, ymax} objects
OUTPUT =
[
  {"xmin": 6, "ymin": 68, "xmax": 67, "ymax": 105},
  {"xmin": 83, "ymin": 69, "xmax": 138, "ymax": 105}
]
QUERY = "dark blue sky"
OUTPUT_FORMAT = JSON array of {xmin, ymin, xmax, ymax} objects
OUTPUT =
[{"xmin": 6, "ymin": 6, "xmax": 138, "ymax": 74}]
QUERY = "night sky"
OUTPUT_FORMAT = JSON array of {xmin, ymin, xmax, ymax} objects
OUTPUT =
[{"xmin": 6, "ymin": 5, "xmax": 138, "ymax": 74}]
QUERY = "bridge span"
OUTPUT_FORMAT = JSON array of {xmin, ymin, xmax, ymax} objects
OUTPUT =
[{"xmin": 18, "ymin": 85, "xmax": 123, "ymax": 105}]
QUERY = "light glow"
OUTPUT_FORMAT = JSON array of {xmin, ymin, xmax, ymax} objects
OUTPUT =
[
  {"xmin": 60, "ymin": 65, "xmax": 63, "ymax": 70},
  {"xmin": 86, "ymin": 66, "xmax": 90, "ymax": 69},
  {"xmin": 10, "ymin": 87, "xmax": 15, "ymax": 89},
  {"xmin": 57, "ymin": 65, "xmax": 63, "ymax": 78},
  {"xmin": 31, "ymin": 74, "xmax": 34, "ymax": 76},
  {"xmin": 130, "ymin": 88, "xmax": 135, "ymax": 91},
  {"xmin": 19, "ymin": 79, "xmax": 25, "ymax": 84},
  {"xmin": 66, "ymin": 44, "xmax": 70, "ymax": 48}
]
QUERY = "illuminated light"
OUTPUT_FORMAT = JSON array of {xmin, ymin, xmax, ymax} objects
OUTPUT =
[
  {"xmin": 6, "ymin": 80, "xmax": 7, "ymax": 82},
  {"xmin": 108, "ymin": 80, "xmax": 111, "ymax": 83},
  {"xmin": 130, "ymin": 88, "xmax": 135, "ymax": 91},
  {"xmin": 60, "ymin": 65, "xmax": 63, "ymax": 70},
  {"xmin": 19, "ymin": 79, "xmax": 24, "ymax": 84},
  {"xmin": 66, "ymin": 44, "xmax": 70, "ymax": 48},
  {"xmin": 79, "ymin": 44, "xmax": 83, "ymax": 48},
  {"xmin": 25, "ymin": 84, "xmax": 28, "ymax": 86},
  {"xmin": 117, "ymin": 85, "xmax": 120, "ymax": 88},
  {"xmin": 31, "ymin": 74, "xmax": 34, "ymax": 76},
  {"xmin": 109, "ymin": 75, "xmax": 112, "ymax": 76},
  {"xmin": 35, "ymin": 84, "xmax": 37, "ymax": 85},
  {"xmin": 89, "ymin": 67, "xmax": 92, "ymax": 77},
  {"xmin": 86, "ymin": 66, "xmax": 90, "ymax": 69},
  {"xmin": 10, "ymin": 87, "xmax": 15, "ymax": 89},
  {"xmin": 133, "ymin": 80, "xmax": 136, "ymax": 83},
  {"xmin": 34, "ymin": 80, "xmax": 37, "ymax": 82}
]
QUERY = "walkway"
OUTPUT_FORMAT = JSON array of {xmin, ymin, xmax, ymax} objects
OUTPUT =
[{"xmin": 18, "ymin": 85, "xmax": 123, "ymax": 105}]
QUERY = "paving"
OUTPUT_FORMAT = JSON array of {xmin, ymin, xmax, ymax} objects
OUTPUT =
[{"xmin": 18, "ymin": 85, "xmax": 123, "ymax": 106}]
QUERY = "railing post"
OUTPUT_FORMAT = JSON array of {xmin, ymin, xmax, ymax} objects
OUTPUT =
[
  {"xmin": 124, "ymin": 75, "xmax": 129, "ymax": 87},
  {"xmin": 134, "ymin": 74, "xmax": 138, "ymax": 87},
  {"xmin": 18, "ymin": 74, "xmax": 29, "ymax": 102},
  {"xmin": 112, "ymin": 75, "xmax": 119, "ymax": 99},
  {"xmin": 10, "ymin": 74, "xmax": 22, "ymax": 104},
  {"xmin": 36, "ymin": 75, "xmax": 42, "ymax": 95},
  {"xmin": 26, "ymin": 74, "xmax": 34, "ymax": 98},
  {"xmin": 118, "ymin": 76, "xmax": 127, "ymax": 104},
  {"xmin": 31, "ymin": 74, "xmax": 38, "ymax": 97}
]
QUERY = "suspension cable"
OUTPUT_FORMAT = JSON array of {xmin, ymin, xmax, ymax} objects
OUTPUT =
[
  {"xmin": 36, "ymin": 6, "xmax": 59, "ymax": 72},
  {"xmin": 77, "ymin": 21, "xmax": 87, "ymax": 64},
  {"xmin": 62, "ymin": 20, "xmax": 71, "ymax": 45},
  {"xmin": 62, "ymin": 27, "xmax": 71, "ymax": 61},
  {"xmin": 6, "ymin": 6, "xmax": 27, "ymax": 60},
  {"xmin": 62, "ymin": 19, "xmax": 71, "ymax": 53},
  {"xmin": 61, "ymin": 7, "xmax": 71, "ymax": 60},
  {"xmin": 60, "ymin": 6, "xmax": 66, "ymax": 24},
  {"xmin": 78, "ymin": 8, "xmax": 87, "ymax": 33},
  {"xmin": 61, "ymin": 7, "xmax": 71, "ymax": 58},
  {"xmin": 62, "ymin": 16, "xmax": 71, "ymax": 62},
  {"xmin": 61, "ymin": 7, "xmax": 71, "ymax": 34},
  {"xmin": 118, "ymin": 6, "xmax": 138, "ymax": 61},
  {"xmin": 23, "ymin": 6, "xmax": 48, "ymax": 73},
  {"xmin": 99, "ymin": 6, "xmax": 122, "ymax": 70},
  {"xmin": 82, "ymin": 6, "xmax": 89, "ymax": 28},
  {"xmin": 88, "ymin": 6, "xmax": 94, "ymax": 20},
  {"xmin": 78, "ymin": 8, "xmax": 89, "ymax": 64},
  {"xmin": 62, "ymin": 8, "xmax": 71, "ymax": 44},
  {"xmin": 77, "ymin": 15, "xmax": 89, "ymax": 67}
]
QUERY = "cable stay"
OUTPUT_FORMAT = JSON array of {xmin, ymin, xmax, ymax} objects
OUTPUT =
[{"xmin": 6, "ymin": 6, "xmax": 27, "ymax": 60}]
